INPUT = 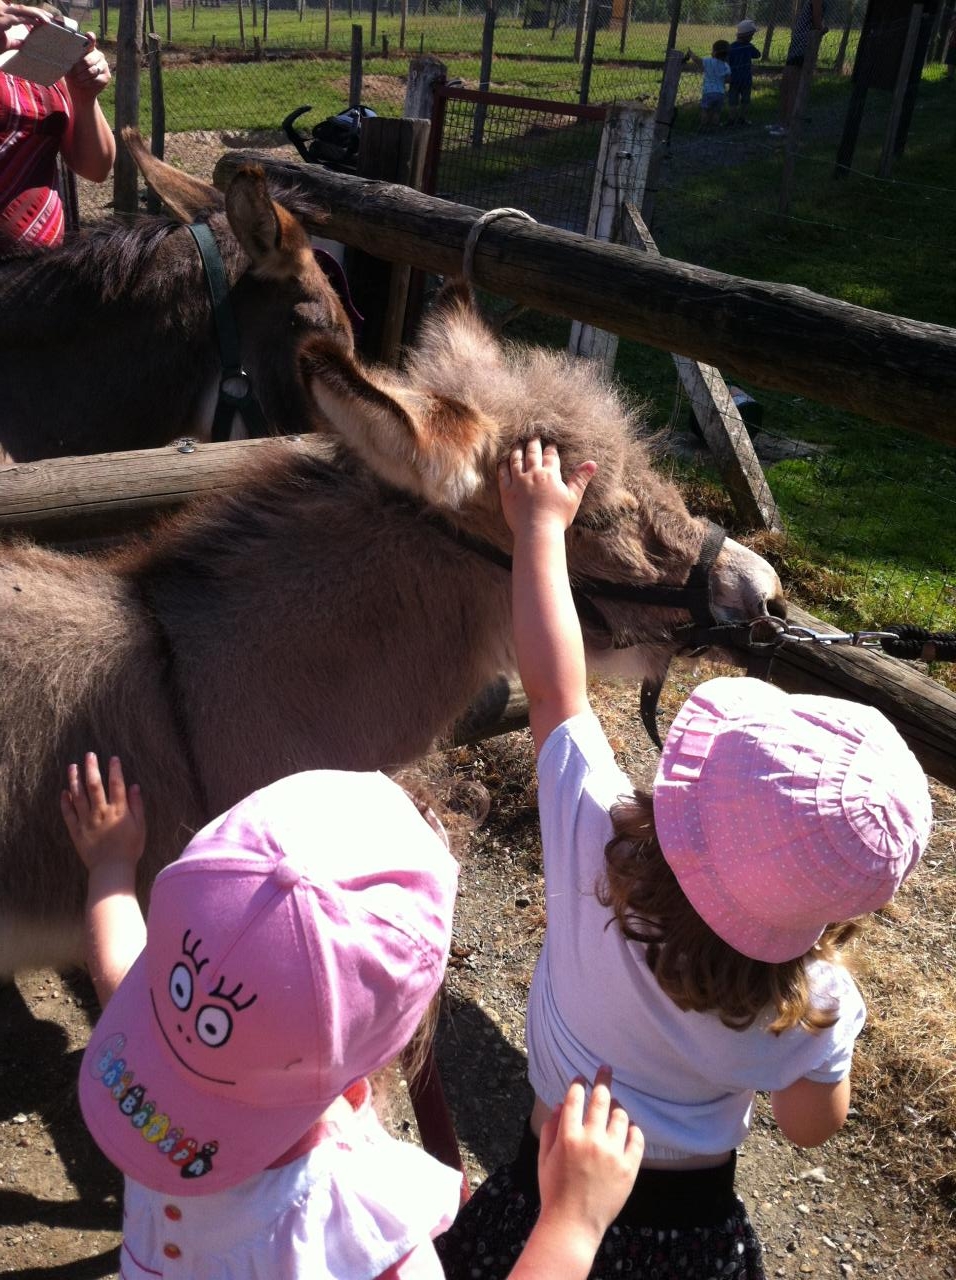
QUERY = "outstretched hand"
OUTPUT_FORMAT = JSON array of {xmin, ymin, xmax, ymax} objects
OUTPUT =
[
  {"xmin": 498, "ymin": 438, "xmax": 597, "ymax": 539},
  {"xmin": 537, "ymin": 1066, "xmax": 644, "ymax": 1249},
  {"xmin": 61, "ymin": 753, "xmax": 146, "ymax": 875}
]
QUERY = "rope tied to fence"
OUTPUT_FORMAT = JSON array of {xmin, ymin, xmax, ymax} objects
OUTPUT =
[
  {"xmin": 462, "ymin": 207, "xmax": 537, "ymax": 286},
  {"xmin": 879, "ymin": 625, "xmax": 956, "ymax": 663}
]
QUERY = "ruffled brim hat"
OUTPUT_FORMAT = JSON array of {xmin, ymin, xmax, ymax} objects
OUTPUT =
[{"xmin": 653, "ymin": 677, "xmax": 932, "ymax": 962}]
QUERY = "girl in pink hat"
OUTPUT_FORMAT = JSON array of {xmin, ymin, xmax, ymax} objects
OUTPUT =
[
  {"xmin": 436, "ymin": 438, "xmax": 932, "ymax": 1280},
  {"xmin": 63, "ymin": 754, "xmax": 644, "ymax": 1279}
]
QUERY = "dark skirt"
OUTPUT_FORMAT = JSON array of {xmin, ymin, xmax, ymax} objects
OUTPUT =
[{"xmin": 435, "ymin": 1123, "xmax": 766, "ymax": 1280}]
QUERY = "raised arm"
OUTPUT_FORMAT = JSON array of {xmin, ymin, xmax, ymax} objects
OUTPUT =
[
  {"xmin": 506, "ymin": 1068, "xmax": 644, "ymax": 1280},
  {"xmin": 62, "ymin": 36, "xmax": 115, "ymax": 183},
  {"xmin": 499, "ymin": 438, "xmax": 596, "ymax": 756},
  {"xmin": 61, "ymin": 753, "xmax": 146, "ymax": 1007}
]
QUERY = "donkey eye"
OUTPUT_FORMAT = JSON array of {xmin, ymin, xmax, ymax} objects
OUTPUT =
[
  {"xmin": 169, "ymin": 963, "xmax": 193, "ymax": 1011},
  {"xmin": 195, "ymin": 1005, "xmax": 233, "ymax": 1048}
]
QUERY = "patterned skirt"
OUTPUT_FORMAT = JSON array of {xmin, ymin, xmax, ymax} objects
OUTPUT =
[{"xmin": 435, "ymin": 1123, "xmax": 766, "ymax": 1280}]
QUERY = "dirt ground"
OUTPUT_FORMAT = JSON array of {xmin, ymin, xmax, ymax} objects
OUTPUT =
[{"xmin": 2, "ymin": 667, "xmax": 955, "ymax": 1278}]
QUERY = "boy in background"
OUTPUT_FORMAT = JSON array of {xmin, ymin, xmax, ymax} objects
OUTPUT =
[{"xmin": 727, "ymin": 19, "xmax": 760, "ymax": 125}]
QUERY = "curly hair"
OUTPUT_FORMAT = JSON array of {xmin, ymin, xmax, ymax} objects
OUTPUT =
[{"xmin": 597, "ymin": 790, "xmax": 860, "ymax": 1034}]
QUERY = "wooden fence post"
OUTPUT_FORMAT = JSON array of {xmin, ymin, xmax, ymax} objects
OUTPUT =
[
  {"xmin": 833, "ymin": 0, "xmax": 854, "ymax": 73},
  {"xmin": 641, "ymin": 46, "xmax": 683, "ymax": 229},
  {"xmin": 400, "ymin": 0, "xmax": 407, "ymax": 47},
  {"xmin": 568, "ymin": 103, "xmax": 654, "ymax": 371},
  {"xmin": 404, "ymin": 54, "xmax": 446, "ymax": 117},
  {"xmin": 665, "ymin": 0, "xmax": 680, "ymax": 51},
  {"xmin": 113, "ymin": 0, "xmax": 146, "ymax": 216},
  {"xmin": 621, "ymin": 205, "xmax": 781, "ymax": 532},
  {"xmin": 145, "ymin": 33, "xmax": 165, "ymax": 216},
  {"xmin": 877, "ymin": 4, "xmax": 922, "ymax": 177},
  {"xmin": 578, "ymin": 0, "xmax": 601, "ymax": 105},
  {"xmin": 573, "ymin": 0, "xmax": 587, "ymax": 61},
  {"xmin": 472, "ymin": 0, "xmax": 496, "ymax": 149},
  {"xmin": 349, "ymin": 117, "xmax": 431, "ymax": 365},
  {"xmin": 371, "ymin": 0, "xmax": 378, "ymax": 51},
  {"xmin": 778, "ymin": 26, "xmax": 821, "ymax": 215},
  {"xmin": 350, "ymin": 23, "xmax": 364, "ymax": 104}
]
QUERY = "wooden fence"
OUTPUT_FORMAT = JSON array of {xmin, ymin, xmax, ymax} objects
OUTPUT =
[{"xmin": 214, "ymin": 153, "xmax": 956, "ymax": 445}]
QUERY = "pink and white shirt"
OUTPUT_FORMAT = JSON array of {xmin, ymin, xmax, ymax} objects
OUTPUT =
[{"xmin": 118, "ymin": 1078, "xmax": 461, "ymax": 1279}]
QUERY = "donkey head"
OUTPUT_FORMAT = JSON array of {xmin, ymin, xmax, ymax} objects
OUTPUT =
[
  {"xmin": 298, "ymin": 283, "xmax": 785, "ymax": 681},
  {"xmin": 121, "ymin": 128, "xmax": 354, "ymax": 438}
]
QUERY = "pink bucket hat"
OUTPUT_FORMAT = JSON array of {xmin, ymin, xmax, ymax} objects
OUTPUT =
[
  {"xmin": 79, "ymin": 770, "xmax": 458, "ymax": 1196},
  {"xmin": 653, "ymin": 677, "xmax": 932, "ymax": 963}
]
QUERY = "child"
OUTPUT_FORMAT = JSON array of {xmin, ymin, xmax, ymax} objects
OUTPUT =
[
  {"xmin": 63, "ymin": 752, "xmax": 645, "ymax": 1279},
  {"xmin": 686, "ymin": 39, "xmax": 731, "ymax": 128},
  {"xmin": 727, "ymin": 18, "xmax": 761, "ymax": 125},
  {"xmin": 435, "ymin": 438, "xmax": 933, "ymax": 1279}
]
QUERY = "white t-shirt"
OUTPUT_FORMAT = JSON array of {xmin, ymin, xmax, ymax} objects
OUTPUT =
[
  {"xmin": 118, "ymin": 1079, "xmax": 460, "ymax": 1279},
  {"xmin": 525, "ymin": 712, "xmax": 866, "ymax": 1162}
]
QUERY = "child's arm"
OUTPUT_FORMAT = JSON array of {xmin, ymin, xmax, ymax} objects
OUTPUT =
[
  {"xmin": 683, "ymin": 48, "xmax": 702, "ymax": 67},
  {"xmin": 770, "ymin": 1074, "xmax": 850, "ymax": 1147},
  {"xmin": 498, "ymin": 438, "xmax": 597, "ymax": 756},
  {"xmin": 61, "ymin": 753, "xmax": 147, "ymax": 1008},
  {"xmin": 506, "ymin": 1068, "xmax": 644, "ymax": 1279}
]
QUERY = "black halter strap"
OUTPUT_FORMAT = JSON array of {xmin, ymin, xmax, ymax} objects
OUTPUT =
[{"xmin": 187, "ymin": 221, "xmax": 270, "ymax": 443}]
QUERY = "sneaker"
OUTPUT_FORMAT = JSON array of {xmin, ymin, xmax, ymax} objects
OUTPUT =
[{"xmin": 766, "ymin": 124, "xmax": 788, "ymax": 137}]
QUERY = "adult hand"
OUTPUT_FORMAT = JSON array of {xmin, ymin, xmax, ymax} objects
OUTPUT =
[
  {"xmin": 0, "ymin": 2, "xmax": 51, "ymax": 52},
  {"xmin": 65, "ymin": 33, "xmax": 111, "ymax": 100}
]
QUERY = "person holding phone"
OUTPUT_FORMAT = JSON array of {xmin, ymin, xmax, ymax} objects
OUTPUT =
[{"xmin": 0, "ymin": 0, "xmax": 114, "ymax": 246}]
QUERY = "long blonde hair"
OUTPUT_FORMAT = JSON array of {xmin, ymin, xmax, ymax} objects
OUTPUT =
[{"xmin": 598, "ymin": 790, "xmax": 860, "ymax": 1033}]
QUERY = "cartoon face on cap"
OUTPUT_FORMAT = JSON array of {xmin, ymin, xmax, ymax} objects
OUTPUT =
[{"xmin": 154, "ymin": 928, "xmax": 259, "ymax": 1085}]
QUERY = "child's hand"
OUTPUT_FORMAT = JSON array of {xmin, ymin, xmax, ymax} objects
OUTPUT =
[
  {"xmin": 537, "ymin": 1066, "xmax": 644, "ymax": 1250},
  {"xmin": 61, "ymin": 753, "xmax": 145, "ymax": 875},
  {"xmin": 498, "ymin": 438, "xmax": 596, "ymax": 540}
]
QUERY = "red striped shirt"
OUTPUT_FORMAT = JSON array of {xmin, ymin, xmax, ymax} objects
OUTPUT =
[{"xmin": 0, "ymin": 71, "xmax": 71, "ymax": 246}]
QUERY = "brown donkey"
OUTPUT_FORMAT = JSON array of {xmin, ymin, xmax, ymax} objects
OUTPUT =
[
  {"xmin": 0, "ymin": 129, "xmax": 354, "ymax": 462},
  {"xmin": 0, "ymin": 284, "xmax": 785, "ymax": 976}
]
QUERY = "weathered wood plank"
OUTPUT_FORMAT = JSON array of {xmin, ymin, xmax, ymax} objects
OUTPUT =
[
  {"xmin": 0, "ymin": 436, "xmax": 312, "ymax": 542},
  {"xmin": 214, "ymin": 151, "xmax": 956, "ymax": 444}
]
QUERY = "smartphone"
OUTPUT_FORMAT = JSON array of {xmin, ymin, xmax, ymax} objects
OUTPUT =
[{"xmin": 0, "ymin": 17, "xmax": 89, "ymax": 87}]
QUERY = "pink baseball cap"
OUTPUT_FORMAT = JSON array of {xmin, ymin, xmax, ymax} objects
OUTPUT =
[
  {"xmin": 653, "ymin": 677, "xmax": 932, "ymax": 963},
  {"xmin": 79, "ymin": 770, "xmax": 458, "ymax": 1196}
]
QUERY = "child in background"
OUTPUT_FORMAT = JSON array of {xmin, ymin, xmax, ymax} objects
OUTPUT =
[
  {"xmin": 63, "ymin": 753, "xmax": 645, "ymax": 1279},
  {"xmin": 727, "ymin": 18, "xmax": 761, "ymax": 124},
  {"xmin": 435, "ymin": 438, "xmax": 933, "ymax": 1280},
  {"xmin": 686, "ymin": 39, "xmax": 731, "ymax": 128}
]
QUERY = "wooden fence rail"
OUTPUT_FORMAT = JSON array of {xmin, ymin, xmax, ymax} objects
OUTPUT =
[
  {"xmin": 2, "ymin": 438, "xmax": 954, "ymax": 787},
  {"xmin": 214, "ymin": 152, "xmax": 956, "ymax": 446}
]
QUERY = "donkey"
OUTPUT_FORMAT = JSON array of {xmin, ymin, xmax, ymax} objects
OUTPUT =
[
  {"xmin": 0, "ymin": 130, "xmax": 354, "ymax": 463},
  {"xmin": 0, "ymin": 283, "xmax": 785, "ymax": 977}
]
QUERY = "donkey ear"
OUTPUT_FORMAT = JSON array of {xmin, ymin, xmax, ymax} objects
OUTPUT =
[
  {"xmin": 122, "ymin": 127, "xmax": 224, "ymax": 220},
  {"xmin": 224, "ymin": 167, "xmax": 313, "ymax": 280},
  {"xmin": 299, "ymin": 336, "xmax": 491, "ymax": 508}
]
